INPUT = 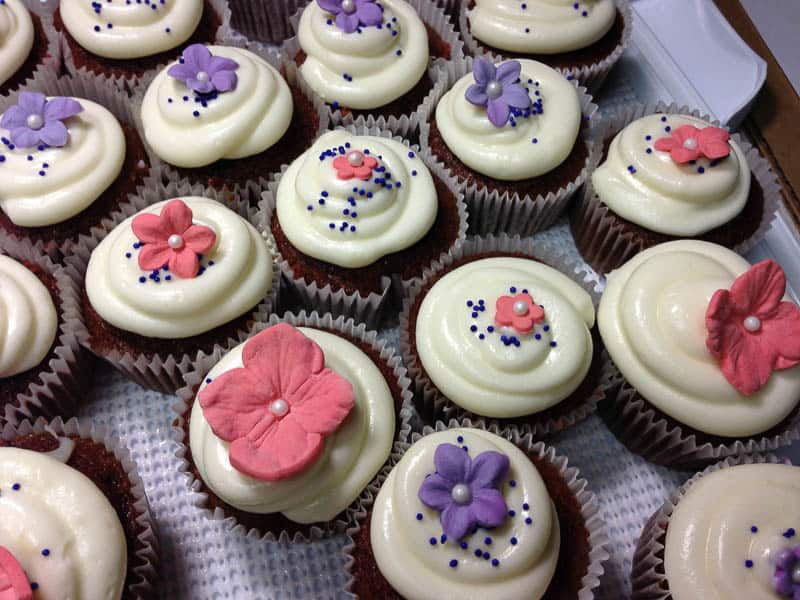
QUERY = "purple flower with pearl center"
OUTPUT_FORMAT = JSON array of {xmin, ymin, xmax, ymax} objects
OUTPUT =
[
  {"xmin": 0, "ymin": 92, "xmax": 83, "ymax": 149},
  {"xmin": 418, "ymin": 443, "xmax": 509, "ymax": 541},
  {"xmin": 465, "ymin": 58, "xmax": 532, "ymax": 128},
  {"xmin": 317, "ymin": 0, "xmax": 382, "ymax": 34},
  {"xmin": 167, "ymin": 44, "xmax": 239, "ymax": 94},
  {"xmin": 774, "ymin": 545, "xmax": 800, "ymax": 598}
]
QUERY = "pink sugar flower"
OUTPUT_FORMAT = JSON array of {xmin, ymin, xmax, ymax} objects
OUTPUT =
[
  {"xmin": 333, "ymin": 149, "xmax": 378, "ymax": 180},
  {"xmin": 495, "ymin": 292, "xmax": 545, "ymax": 334},
  {"xmin": 654, "ymin": 124, "xmax": 730, "ymax": 164}
]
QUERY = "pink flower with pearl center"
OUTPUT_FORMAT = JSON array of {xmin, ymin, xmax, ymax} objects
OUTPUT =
[
  {"xmin": 654, "ymin": 124, "xmax": 730, "ymax": 164},
  {"xmin": 495, "ymin": 292, "xmax": 545, "ymax": 334},
  {"xmin": 333, "ymin": 150, "xmax": 378, "ymax": 180}
]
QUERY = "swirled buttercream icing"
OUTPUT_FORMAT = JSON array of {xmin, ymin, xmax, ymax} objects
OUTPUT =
[
  {"xmin": 276, "ymin": 130, "xmax": 437, "ymax": 268},
  {"xmin": 467, "ymin": 0, "xmax": 616, "ymax": 54},
  {"xmin": 189, "ymin": 326, "xmax": 395, "ymax": 522},
  {"xmin": 371, "ymin": 428, "xmax": 560, "ymax": 599},
  {"xmin": 0, "ymin": 0, "xmax": 34, "ymax": 87},
  {"xmin": 598, "ymin": 240, "xmax": 800, "ymax": 437},
  {"xmin": 664, "ymin": 463, "xmax": 800, "ymax": 600},
  {"xmin": 58, "ymin": 0, "xmax": 202, "ymax": 60},
  {"xmin": 297, "ymin": 0, "xmax": 429, "ymax": 110},
  {"xmin": 415, "ymin": 257, "xmax": 595, "ymax": 418},
  {"xmin": 0, "ymin": 447, "xmax": 127, "ymax": 600},
  {"xmin": 592, "ymin": 114, "xmax": 750, "ymax": 236},
  {"xmin": 141, "ymin": 45, "xmax": 293, "ymax": 168},
  {"xmin": 85, "ymin": 197, "xmax": 273, "ymax": 339}
]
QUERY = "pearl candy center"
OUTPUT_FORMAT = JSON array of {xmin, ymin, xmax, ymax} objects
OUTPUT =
[
  {"xmin": 196, "ymin": 71, "xmax": 209, "ymax": 82},
  {"xmin": 486, "ymin": 80, "xmax": 503, "ymax": 100},
  {"xmin": 513, "ymin": 300, "xmax": 529, "ymax": 316},
  {"xmin": 341, "ymin": 0, "xmax": 356, "ymax": 13},
  {"xmin": 682, "ymin": 137, "xmax": 698, "ymax": 150},
  {"xmin": 167, "ymin": 234, "xmax": 184, "ymax": 250},
  {"xmin": 451, "ymin": 483, "xmax": 472, "ymax": 505},
  {"xmin": 347, "ymin": 151, "xmax": 363, "ymax": 166},
  {"xmin": 743, "ymin": 315, "xmax": 761, "ymax": 332},
  {"xmin": 270, "ymin": 399, "xmax": 289, "ymax": 417},
  {"xmin": 792, "ymin": 563, "xmax": 800, "ymax": 584},
  {"xmin": 26, "ymin": 114, "xmax": 44, "ymax": 130}
]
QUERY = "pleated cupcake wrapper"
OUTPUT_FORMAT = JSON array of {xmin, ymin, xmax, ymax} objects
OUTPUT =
[
  {"xmin": 0, "ymin": 68, "xmax": 164, "ymax": 259},
  {"xmin": 63, "ymin": 171, "xmax": 281, "ymax": 394},
  {"xmin": 399, "ymin": 232, "xmax": 614, "ymax": 437},
  {"xmin": 458, "ymin": 0, "xmax": 632, "ymax": 93},
  {"xmin": 258, "ymin": 121, "xmax": 468, "ymax": 330},
  {"xmin": 571, "ymin": 101, "xmax": 781, "ymax": 276},
  {"xmin": 342, "ymin": 417, "xmax": 610, "ymax": 599},
  {"xmin": 0, "ymin": 239, "xmax": 91, "ymax": 426},
  {"xmin": 1, "ymin": 416, "xmax": 160, "ymax": 599},
  {"xmin": 223, "ymin": 0, "xmax": 309, "ymax": 46},
  {"xmin": 171, "ymin": 310, "xmax": 415, "ymax": 542},
  {"xmin": 630, "ymin": 453, "xmax": 787, "ymax": 600}
]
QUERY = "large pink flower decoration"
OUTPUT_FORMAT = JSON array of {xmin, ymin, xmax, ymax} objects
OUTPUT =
[
  {"xmin": 131, "ymin": 199, "xmax": 217, "ymax": 279},
  {"xmin": 199, "ymin": 323, "xmax": 355, "ymax": 481},
  {"xmin": 332, "ymin": 149, "xmax": 378, "ymax": 180},
  {"xmin": 654, "ymin": 124, "xmax": 730, "ymax": 164},
  {"xmin": 705, "ymin": 260, "xmax": 800, "ymax": 396},
  {"xmin": 0, "ymin": 546, "xmax": 32, "ymax": 600},
  {"xmin": 495, "ymin": 292, "xmax": 545, "ymax": 334}
]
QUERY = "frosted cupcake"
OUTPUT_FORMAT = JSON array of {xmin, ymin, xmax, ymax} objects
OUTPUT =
[{"xmin": 0, "ymin": 0, "xmax": 58, "ymax": 97}]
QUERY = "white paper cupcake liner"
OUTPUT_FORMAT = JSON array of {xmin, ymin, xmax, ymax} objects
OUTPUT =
[
  {"xmin": 171, "ymin": 310, "xmax": 415, "ymax": 542},
  {"xmin": 0, "ymin": 416, "xmax": 160, "ymax": 599},
  {"xmin": 571, "ymin": 101, "xmax": 781, "ymax": 276},
  {"xmin": 342, "ymin": 417, "xmax": 610, "ymax": 599},
  {"xmin": 223, "ymin": 0, "xmax": 309, "ymax": 45},
  {"xmin": 258, "ymin": 121, "xmax": 468, "ymax": 329}
]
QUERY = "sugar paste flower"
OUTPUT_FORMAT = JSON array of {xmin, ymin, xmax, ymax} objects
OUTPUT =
[
  {"xmin": 0, "ymin": 546, "xmax": 32, "ymax": 600},
  {"xmin": 495, "ymin": 292, "xmax": 545, "ymax": 334},
  {"xmin": 774, "ymin": 546, "xmax": 800, "ymax": 598},
  {"xmin": 199, "ymin": 323, "xmax": 355, "ymax": 481},
  {"xmin": 317, "ymin": 0, "xmax": 382, "ymax": 34},
  {"xmin": 0, "ymin": 92, "xmax": 82, "ymax": 149},
  {"xmin": 465, "ymin": 58, "xmax": 532, "ymax": 128},
  {"xmin": 418, "ymin": 443, "xmax": 509, "ymax": 541},
  {"xmin": 168, "ymin": 44, "xmax": 239, "ymax": 94},
  {"xmin": 706, "ymin": 260, "xmax": 800, "ymax": 396},
  {"xmin": 332, "ymin": 149, "xmax": 378, "ymax": 180},
  {"xmin": 654, "ymin": 124, "xmax": 730, "ymax": 164},
  {"xmin": 131, "ymin": 199, "xmax": 217, "ymax": 279}
]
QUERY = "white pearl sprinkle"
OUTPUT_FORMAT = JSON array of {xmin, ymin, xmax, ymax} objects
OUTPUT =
[
  {"xmin": 341, "ymin": 0, "xmax": 356, "ymax": 13},
  {"xmin": 791, "ymin": 563, "xmax": 800, "ymax": 584},
  {"xmin": 486, "ymin": 80, "xmax": 503, "ymax": 100},
  {"xmin": 167, "ymin": 234, "xmax": 184, "ymax": 249},
  {"xmin": 682, "ymin": 137, "xmax": 698, "ymax": 150},
  {"xmin": 270, "ymin": 399, "xmax": 289, "ymax": 417},
  {"xmin": 451, "ymin": 483, "xmax": 472, "ymax": 505},
  {"xmin": 26, "ymin": 114, "xmax": 44, "ymax": 130},
  {"xmin": 347, "ymin": 151, "xmax": 363, "ymax": 166},
  {"xmin": 196, "ymin": 71, "xmax": 209, "ymax": 82},
  {"xmin": 513, "ymin": 300, "xmax": 529, "ymax": 316},
  {"xmin": 743, "ymin": 315, "xmax": 761, "ymax": 332}
]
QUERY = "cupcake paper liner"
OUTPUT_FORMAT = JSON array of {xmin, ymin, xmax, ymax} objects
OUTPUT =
[
  {"xmin": 571, "ymin": 101, "xmax": 781, "ymax": 276},
  {"xmin": 1, "ymin": 415, "xmax": 160, "ymax": 599},
  {"xmin": 223, "ymin": 0, "xmax": 309, "ymax": 45},
  {"xmin": 171, "ymin": 310, "xmax": 415, "ymax": 542},
  {"xmin": 342, "ymin": 417, "xmax": 610, "ymax": 599},
  {"xmin": 258, "ymin": 121, "xmax": 468, "ymax": 329}
]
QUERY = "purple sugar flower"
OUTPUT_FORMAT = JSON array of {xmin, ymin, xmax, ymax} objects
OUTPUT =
[
  {"xmin": 317, "ymin": 0, "xmax": 383, "ymax": 34},
  {"xmin": 168, "ymin": 44, "xmax": 239, "ymax": 94},
  {"xmin": 773, "ymin": 546, "xmax": 800, "ymax": 598},
  {"xmin": 0, "ymin": 92, "xmax": 82, "ymax": 149},
  {"xmin": 418, "ymin": 443, "xmax": 509, "ymax": 541},
  {"xmin": 465, "ymin": 58, "xmax": 532, "ymax": 128}
]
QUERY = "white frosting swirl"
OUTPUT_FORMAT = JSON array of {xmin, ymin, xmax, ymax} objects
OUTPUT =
[
  {"xmin": 592, "ymin": 114, "xmax": 750, "ymax": 236},
  {"xmin": 189, "ymin": 327, "xmax": 395, "ymax": 522},
  {"xmin": 141, "ymin": 45, "xmax": 293, "ymax": 168},
  {"xmin": 297, "ymin": 0, "xmax": 428, "ymax": 109},
  {"xmin": 0, "ymin": 447, "xmax": 127, "ymax": 600},
  {"xmin": 86, "ymin": 197, "xmax": 273, "ymax": 339},
  {"xmin": 276, "ymin": 130, "xmax": 437, "ymax": 268},
  {"xmin": 0, "ymin": 98, "xmax": 125, "ymax": 227},
  {"xmin": 664, "ymin": 463, "xmax": 800, "ymax": 600},
  {"xmin": 435, "ymin": 59, "xmax": 581, "ymax": 181},
  {"xmin": 371, "ymin": 428, "xmax": 560, "ymax": 599},
  {"xmin": 0, "ymin": 255, "xmax": 57, "ymax": 378},
  {"xmin": 0, "ymin": 0, "xmax": 33, "ymax": 87},
  {"xmin": 416, "ymin": 257, "xmax": 595, "ymax": 418},
  {"xmin": 468, "ymin": 0, "xmax": 616, "ymax": 54},
  {"xmin": 599, "ymin": 240, "xmax": 800, "ymax": 437},
  {"xmin": 59, "ymin": 0, "xmax": 202, "ymax": 60}
]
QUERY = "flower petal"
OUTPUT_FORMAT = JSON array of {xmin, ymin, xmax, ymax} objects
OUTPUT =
[
  {"xmin": 759, "ymin": 302, "xmax": 800, "ymax": 371},
  {"xmin": 211, "ymin": 70, "xmax": 238, "ymax": 93},
  {"xmin": 208, "ymin": 55, "xmax": 239, "ymax": 74},
  {"xmin": 717, "ymin": 330, "xmax": 771, "ymax": 396},
  {"xmin": 495, "ymin": 60, "xmax": 521, "ymax": 86},
  {"xmin": 501, "ymin": 84, "xmax": 531, "ymax": 109},
  {"xmin": 670, "ymin": 147, "xmax": 699, "ymax": 164},
  {"xmin": 199, "ymin": 368, "xmax": 277, "ymax": 441},
  {"xmin": 137, "ymin": 243, "xmax": 172, "ymax": 271},
  {"xmin": 287, "ymin": 367, "xmax": 354, "ymax": 435},
  {"xmin": 187, "ymin": 78, "xmax": 215, "ymax": 94},
  {"xmin": 465, "ymin": 83, "xmax": 488, "ymax": 107},
  {"xmin": 472, "ymin": 57, "xmax": 495, "ymax": 86},
  {"xmin": 37, "ymin": 120, "xmax": 69, "ymax": 147},
  {"xmin": 653, "ymin": 137, "xmax": 675, "ymax": 152},
  {"xmin": 317, "ymin": 0, "xmax": 342, "ymax": 14},
  {"xmin": 418, "ymin": 473, "xmax": 455, "ymax": 511},
  {"xmin": 467, "ymin": 450, "xmax": 509, "ymax": 489},
  {"xmin": 672, "ymin": 125, "xmax": 700, "ymax": 145},
  {"xmin": 486, "ymin": 98, "xmax": 510, "ymax": 127},
  {"xmin": 0, "ymin": 105, "xmax": 29, "ymax": 130},
  {"xmin": 182, "ymin": 43, "xmax": 211, "ymax": 71},
  {"xmin": 698, "ymin": 126, "xmax": 730, "ymax": 159},
  {"xmin": 182, "ymin": 224, "xmax": 217, "ymax": 254},
  {"xmin": 356, "ymin": 0, "xmax": 382, "ymax": 26},
  {"xmin": 167, "ymin": 62, "xmax": 197, "ymax": 83},
  {"xmin": 131, "ymin": 213, "xmax": 170, "ymax": 244},
  {"xmin": 705, "ymin": 289, "xmax": 735, "ymax": 358},
  {"xmin": 730, "ymin": 260, "xmax": 786, "ymax": 318},
  {"xmin": 9, "ymin": 126, "xmax": 41, "ymax": 148},
  {"xmin": 440, "ymin": 503, "xmax": 476, "ymax": 541},
  {"xmin": 336, "ymin": 11, "xmax": 360, "ymax": 32},
  {"xmin": 433, "ymin": 443, "xmax": 471, "ymax": 484},
  {"xmin": 160, "ymin": 199, "xmax": 194, "ymax": 234},
  {"xmin": 168, "ymin": 247, "xmax": 200, "ymax": 278},
  {"xmin": 17, "ymin": 91, "xmax": 46, "ymax": 117},
  {"xmin": 470, "ymin": 487, "xmax": 508, "ymax": 528},
  {"xmin": 42, "ymin": 97, "xmax": 83, "ymax": 122}
]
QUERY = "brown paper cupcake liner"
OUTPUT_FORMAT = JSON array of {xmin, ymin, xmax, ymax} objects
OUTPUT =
[
  {"xmin": 343, "ymin": 417, "xmax": 610, "ymax": 599},
  {"xmin": 224, "ymin": 0, "xmax": 309, "ymax": 45},
  {"xmin": 571, "ymin": 101, "xmax": 781, "ymax": 276},
  {"xmin": 0, "ymin": 416, "xmax": 160, "ymax": 599},
  {"xmin": 171, "ymin": 310, "xmax": 415, "ymax": 542}
]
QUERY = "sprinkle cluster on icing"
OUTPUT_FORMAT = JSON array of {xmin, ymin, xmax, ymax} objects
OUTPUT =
[
  {"xmin": 598, "ymin": 240, "xmax": 800, "ymax": 438},
  {"xmin": 371, "ymin": 429, "xmax": 560, "ymax": 599},
  {"xmin": 592, "ymin": 114, "xmax": 750, "ymax": 236},
  {"xmin": 0, "ymin": 0, "xmax": 34, "ymax": 88},
  {"xmin": 141, "ymin": 45, "xmax": 292, "ymax": 168},
  {"xmin": 416, "ymin": 257, "xmax": 595, "ymax": 418},
  {"xmin": 467, "ymin": 0, "xmax": 616, "ymax": 54},
  {"xmin": 189, "ymin": 326, "xmax": 395, "ymax": 523},
  {"xmin": 58, "ymin": 0, "xmax": 203, "ymax": 60},
  {"xmin": 275, "ymin": 130, "xmax": 437, "ymax": 269},
  {"xmin": 85, "ymin": 196, "xmax": 273, "ymax": 339},
  {"xmin": 298, "ymin": 0, "xmax": 429, "ymax": 110},
  {"xmin": 435, "ymin": 58, "xmax": 581, "ymax": 181}
]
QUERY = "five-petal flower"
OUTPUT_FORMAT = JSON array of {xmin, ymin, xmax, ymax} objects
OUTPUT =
[
  {"xmin": 317, "ymin": 0, "xmax": 383, "ymax": 34},
  {"xmin": 168, "ymin": 44, "xmax": 239, "ymax": 94},
  {"xmin": 332, "ymin": 149, "xmax": 378, "ymax": 180},
  {"xmin": 495, "ymin": 292, "xmax": 545, "ymax": 334},
  {"xmin": 773, "ymin": 545, "xmax": 800, "ymax": 598},
  {"xmin": 465, "ymin": 58, "xmax": 532, "ymax": 128},
  {"xmin": 654, "ymin": 124, "xmax": 730, "ymax": 164},
  {"xmin": 0, "ymin": 92, "xmax": 82, "ymax": 149}
]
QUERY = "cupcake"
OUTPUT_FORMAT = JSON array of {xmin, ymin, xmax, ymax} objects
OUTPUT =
[
  {"xmin": 346, "ymin": 423, "xmax": 609, "ymax": 599},
  {"xmin": 632, "ymin": 454, "xmax": 800, "ymax": 600},
  {"xmin": 173, "ymin": 312, "xmax": 413, "ymax": 541},
  {"xmin": 0, "ymin": 0, "xmax": 58, "ymax": 97},
  {"xmin": 598, "ymin": 240, "xmax": 800, "ymax": 467},
  {"xmin": 262, "ymin": 127, "xmax": 466, "ymax": 328},
  {"xmin": 571, "ymin": 105, "xmax": 779, "ymax": 275},
  {"xmin": 0, "ymin": 417, "xmax": 158, "ymax": 598},
  {"xmin": 422, "ymin": 56, "xmax": 596, "ymax": 235}
]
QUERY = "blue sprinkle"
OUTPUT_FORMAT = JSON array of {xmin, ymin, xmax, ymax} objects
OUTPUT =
[
  {"xmin": 665, "ymin": 126, "xmax": 671, "ymax": 132},
  {"xmin": 750, "ymin": 526, "xmax": 758, "ymax": 533},
  {"xmin": 697, "ymin": 166, "xmax": 705, "ymax": 174},
  {"xmin": 535, "ymin": 333, "xmax": 542, "ymax": 340},
  {"xmin": 396, "ymin": 49, "xmax": 402, "ymax": 56},
  {"xmin": 460, "ymin": 542, "xmax": 468, "ymax": 549},
  {"xmin": 482, "ymin": 552, "xmax": 490, "ymax": 560},
  {"xmin": 645, "ymin": 135, "xmax": 652, "ymax": 141},
  {"xmin": 509, "ymin": 480, "xmax": 516, "ymax": 487},
  {"xmin": 508, "ymin": 510, "xmax": 516, "ymax": 517},
  {"xmin": 745, "ymin": 559, "xmax": 753, "ymax": 568},
  {"xmin": 457, "ymin": 435, "xmax": 464, "ymax": 442},
  {"xmin": 12, "ymin": 483, "xmax": 20, "ymax": 490},
  {"xmin": 466, "ymin": 300, "xmax": 473, "ymax": 307},
  {"xmin": 139, "ymin": 276, "xmax": 146, "ymax": 283},
  {"xmin": 784, "ymin": 528, "xmax": 796, "ymax": 538},
  {"xmin": 510, "ymin": 536, "xmax": 518, "ymax": 545},
  {"xmin": 484, "ymin": 537, "xmax": 492, "ymax": 545},
  {"xmin": 205, "ymin": 378, "xmax": 212, "ymax": 384},
  {"xmin": 525, "ymin": 517, "xmax": 532, "ymax": 525},
  {"xmin": 193, "ymin": 110, "xmax": 200, "ymax": 117},
  {"xmin": 661, "ymin": 116, "xmax": 667, "ymax": 122},
  {"xmin": 470, "ymin": 325, "xmax": 477, "ymax": 332},
  {"xmin": 550, "ymin": 341, "xmax": 557, "ymax": 347},
  {"xmin": 41, "ymin": 549, "xmax": 50, "ymax": 557},
  {"xmin": 478, "ymin": 333, "xmax": 485, "ymax": 340},
  {"xmin": 411, "ymin": 170, "xmax": 417, "ymax": 176},
  {"xmin": 510, "ymin": 286, "xmax": 517, "ymax": 293},
  {"xmin": 474, "ymin": 549, "xmax": 482, "ymax": 557},
  {"xmin": 523, "ymin": 503, "xmax": 530, "ymax": 510},
  {"xmin": 487, "ymin": 326, "xmax": 494, "ymax": 332},
  {"xmin": 532, "ymin": 137, "xmax": 538, "ymax": 144},
  {"xmin": 646, "ymin": 148, "xmax": 652, "ymax": 154},
  {"xmin": 94, "ymin": 25, "xmax": 100, "ymax": 31},
  {"xmin": 492, "ymin": 558, "xmax": 499, "ymax": 567},
  {"xmin": 125, "ymin": 252, "xmax": 131, "ymax": 258},
  {"xmin": 449, "ymin": 559, "xmax": 458, "ymax": 568},
  {"xmin": 30, "ymin": 583, "xmax": 38, "ymax": 591},
  {"xmin": 429, "ymin": 537, "xmax": 437, "ymax": 545},
  {"xmin": 440, "ymin": 534, "xmax": 447, "ymax": 543},
  {"xmin": 321, "ymin": 191, "xmax": 328, "ymax": 197},
  {"xmin": 472, "ymin": 312, "xmax": 478, "ymax": 318},
  {"xmin": 416, "ymin": 513, "xmax": 423, "ymax": 520}
]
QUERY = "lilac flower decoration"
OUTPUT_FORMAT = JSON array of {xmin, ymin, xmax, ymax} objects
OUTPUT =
[
  {"xmin": 465, "ymin": 58, "xmax": 532, "ymax": 128},
  {"xmin": 317, "ymin": 0, "xmax": 383, "ymax": 34},
  {"xmin": 0, "ymin": 92, "xmax": 82, "ymax": 149},
  {"xmin": 418, "ymin": 443, "xmax": 509, "ymax": 541},
  {"xmin": 168, "ymin": 44, "xmax": 239, "ymax": 94},
  {"xmin": 773, "ymin": 546, "xmax": 800, "ymax": 598}
]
